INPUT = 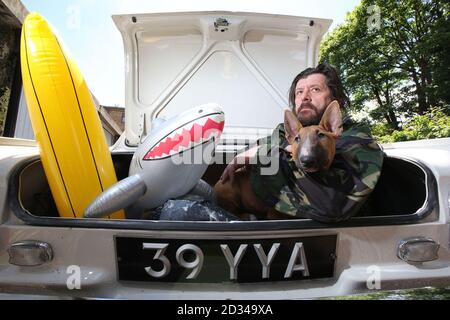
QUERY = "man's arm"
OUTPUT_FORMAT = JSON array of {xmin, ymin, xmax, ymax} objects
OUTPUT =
[{"xmin": 219, "ymin": 145, "xmax": 259, "ymax": 183}]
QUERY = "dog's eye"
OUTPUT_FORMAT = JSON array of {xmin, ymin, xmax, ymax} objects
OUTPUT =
[
  {"xmin": 317, "ymin": 132, "xmax": 326, "ymax": 139},
  {"xmin": 294, "ymin": 136, "xmax": 300, "ymax": 143}
]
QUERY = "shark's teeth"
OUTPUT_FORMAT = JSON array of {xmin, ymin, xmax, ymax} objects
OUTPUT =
[
  {"xmin": 169, "ymin": 148, "xmax": 177, "ymax": 157},
  {"xmin": 196, "ymin": 116, "xmax": 209, "ymax": 127},
  {"xmin": 143, "ymin": 118, "xmax": 224, "ymax": 160}
]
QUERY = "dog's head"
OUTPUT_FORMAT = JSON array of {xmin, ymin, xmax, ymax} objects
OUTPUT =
[{"xmin": 284, "ymin": 100, "xmax": 343, "ymax": 172}]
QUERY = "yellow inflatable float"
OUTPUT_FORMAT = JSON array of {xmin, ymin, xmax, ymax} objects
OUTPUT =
[{"xmin": 21, "ymin": 13, "xmax": 124, "ymax": 219}]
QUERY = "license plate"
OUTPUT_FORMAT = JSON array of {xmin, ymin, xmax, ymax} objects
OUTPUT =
[{"xmin": 115, "ymin": 235, "xmax": 337, "ymax": 283}]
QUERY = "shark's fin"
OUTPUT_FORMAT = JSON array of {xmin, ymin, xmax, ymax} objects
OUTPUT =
[{"xmin": 84, "ymin": 175, "xmax": 147, "ymax": 218}]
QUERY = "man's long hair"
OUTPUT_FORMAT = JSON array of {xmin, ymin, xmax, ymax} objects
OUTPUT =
[{"xmin": 289, "ymin": 63, "xmax": 350, "ymax": 111}]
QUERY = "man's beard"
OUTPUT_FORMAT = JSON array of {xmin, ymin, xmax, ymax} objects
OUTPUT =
[{"xmin": 297, "ymin": 102, "xmax": 324, "ymax": 126}]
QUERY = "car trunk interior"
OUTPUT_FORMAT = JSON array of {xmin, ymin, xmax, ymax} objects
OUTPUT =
[{"xmin": 15, "ymin": 153, "xmax": 429, "ymax": 222}]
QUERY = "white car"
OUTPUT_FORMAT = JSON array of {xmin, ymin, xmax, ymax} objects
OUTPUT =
[{"xmin": 0, "ymin": 10, "xmax": 449, "ymax": 299}]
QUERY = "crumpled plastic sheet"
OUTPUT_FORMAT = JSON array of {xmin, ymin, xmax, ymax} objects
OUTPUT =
[{"xmin": 143, "ymin": 195, "xmax": 240, "ymax": 222}]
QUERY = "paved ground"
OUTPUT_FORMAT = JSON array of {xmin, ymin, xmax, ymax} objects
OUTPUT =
[{"xmin": 329, "ymin": 287, "xmax": 450, "ymax": 300}]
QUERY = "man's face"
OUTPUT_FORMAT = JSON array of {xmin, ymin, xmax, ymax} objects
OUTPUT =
[{"xmin": 294, "ymin": 73, "xmax": 333, "ymax": 126}]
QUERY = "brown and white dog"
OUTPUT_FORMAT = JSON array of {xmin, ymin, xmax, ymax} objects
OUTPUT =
[{"xmin": 214, "ymin": 100, "xmax": 343, "ymax": 220}]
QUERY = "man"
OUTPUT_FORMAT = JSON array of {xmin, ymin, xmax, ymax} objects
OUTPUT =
[{"xmin": 220, "ymin": 63, "xmax": 384, "ymax": 223}]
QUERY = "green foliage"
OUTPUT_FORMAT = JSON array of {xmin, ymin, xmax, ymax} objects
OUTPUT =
[
  {"xmin": 327, "ymin": 286, "xmax": 450, "ymax": 300},
  {"xmin": 372, "ymin": 107, "xmax": 450, "ymax": 142},
  {"xmin": 320, "ymin": 0, "xmax": 450, "ymax": 136},
  {"xmin": 370, "ymin": 122, "xmax": 394, "ymax": 142}
]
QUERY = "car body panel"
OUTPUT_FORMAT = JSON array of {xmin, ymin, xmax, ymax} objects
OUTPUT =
[
  {"xmin": 0, "ymin": 219, "xmax": 449, "ymax": 299},
  {"xmin": 112, "ymin": 11, "xmax": 331, "ymax": 146},
  {"xmin": 0, "ymin": 10, "xmax": 449, "ymax": 299}
]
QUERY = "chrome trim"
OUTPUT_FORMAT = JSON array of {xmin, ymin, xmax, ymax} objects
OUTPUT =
[
  {"xmin": 7, "ymin": 240, "xmax": 53, "ymax": 266},
  {"xmin": 397, "ymin": 237, "xmax": 440, "ymax": 263},
  {"xmin": 10, "ymin": 154, "xmax": 439, "ymax": 231}
]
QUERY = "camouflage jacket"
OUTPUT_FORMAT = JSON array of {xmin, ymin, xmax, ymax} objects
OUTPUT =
[{"xmin": 249, "ymin": 116, "xmax": 384, "ymax": 223}]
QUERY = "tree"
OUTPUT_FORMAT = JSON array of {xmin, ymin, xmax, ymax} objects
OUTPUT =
[
  {"xmin": 426, "ymin": 1, "xmax": 450, "ymax": 110},
  {"xmin": 378, "ymin": 0, "xmax": 449, "ymax": 113},
  {"xmin": 320, "ymin": 0, "xmax": 449, "ymax": 131},
  {"xmin": 0, "ymin": 22, "xmax": 20, "ymax": 136},
  {"xmin": 321, "ymin": 3, "xmax": 405, "ymax": 129}
]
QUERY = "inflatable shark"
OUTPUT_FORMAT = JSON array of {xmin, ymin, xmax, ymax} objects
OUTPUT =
[{"xmin": 84, "ymin": 103, "xmax": 225, "ymax": 219}]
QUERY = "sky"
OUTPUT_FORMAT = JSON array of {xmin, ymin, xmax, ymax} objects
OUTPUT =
[{"xmin": 21, "ymin": 0, "xmax": 361, "ymax": 107}]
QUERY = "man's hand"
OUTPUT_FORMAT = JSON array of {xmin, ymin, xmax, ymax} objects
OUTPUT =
[
  {"xmin": 220, "ymin": 146, "xmax": 258, "ymax": 184},
  {"xmin": 220, "ymin": 161, "xmax": 248, "ymax": 184}
]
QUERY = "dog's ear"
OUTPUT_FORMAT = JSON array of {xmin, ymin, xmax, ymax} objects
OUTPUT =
[
  {"xmin": 320, "ymin": 100, "xmax": 343, "ymax": 137},
  {"xmin": 284, "ymin": 109, "xmax": 302, "ymax": 143}
]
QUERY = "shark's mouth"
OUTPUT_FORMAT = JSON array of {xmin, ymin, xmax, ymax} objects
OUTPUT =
[{"xmin": 144, "ymin": 115, "xmax": 225, "ymax": 160}]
